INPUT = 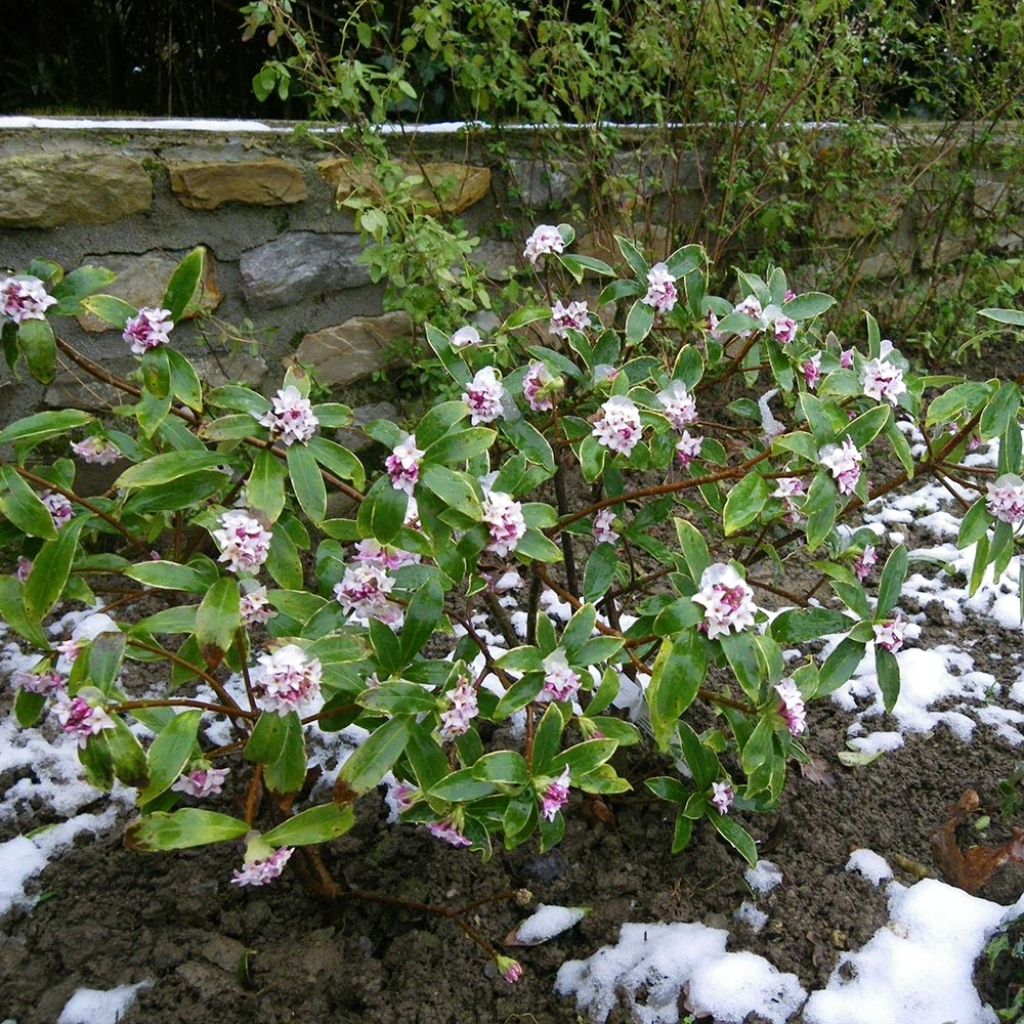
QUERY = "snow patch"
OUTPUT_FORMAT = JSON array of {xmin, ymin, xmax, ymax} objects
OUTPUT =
[
  {"xmin": 745, "ymin": 859, "xmax": 784, "ymax": 894},
  {"xmin": 513, "ymin": 904, "xmax": 589, "ymax": 944},
  {"xmin": 845, "ymin": 849, "xmax": 893, "ymax": 886},
  {"xmin": 57, "ymin": 981, "xmax": 152, "ymax": 1024}
]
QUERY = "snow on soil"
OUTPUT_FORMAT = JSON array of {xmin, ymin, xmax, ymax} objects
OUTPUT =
[
  {"xmin": 845, "ymin": 849, "xmax": 894, "ymax": 887},
  {"xmin": 513, "ymin": 904, "xmax": 589, "ymax": 945},
  {"xmin": 56, "ymin": 981, "xmax": 153, "ymax": 1024}
]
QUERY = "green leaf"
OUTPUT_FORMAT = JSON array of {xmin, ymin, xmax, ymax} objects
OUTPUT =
[
  {"xmin": 195, "ymin": 577, "xmax": 240, "ymax": 666},
  {"xmin": 107, "ymin": 716, "xmax": 149, "ymax": 788},
  {"xmin": 647, "ymin": 633, "xmax": 709, "ymax": 750},
  {"xmin": 245, "ymin": 711, "xmax": 307, "ymax": 795},
  {"xmin": 471, "ymin": 751, "xmax": 529, "ymax": 786},
  {"xmin": 81, "ymin": 294, "xmax": 136, "ymax": 330},
  {"xmin": 263, "ymin": 804, "xmax": 356, "ymax": 847},
  {"xmin": 248, "ymin": 450, "xmax": 288, "ymax": 523},
  {"xmin": 980, "ymin": 382, "xmax": 1020, "ymax": 440},
  {"xmin": 139, "ymin": 710, "xmax": 203, "ymax": 805},
  {"xmin": 166, "ymin": 349, "xmax": 204, "ymax": 412},
  {"xmin": 357, "ymin": 476, "xmax": 408, "ymax": 545},
  {"xmin": 421, "ymin": 464, "xmax": 482, "ymax": 519},
  {"xmin": 547, "ymin": 739, "xmax": 618, "ymax": 779},
  {"xmin": 428, "ymin": 768, "xmax": 497, "ymax": 802},
  {"xmin": 515, "ymin": 528, "xmax": 562, "ymax": 562},
  {"xmin": 615, "ymin": 235, "xmax": 650, "ymax": 279},
  {"xmin": 18, "ymin": 318, "xmax": 57, "ymax": 383},
  {"xmin": 625, "ymin": 299, "xmax": 655, "ymax": 344},
  {"xmin": 561, "ymin": 604, "xmax": 597, "ymax": 655},
  {"xmin": 805, "ymin": 472, "xmax": 837, "ymax": 551},
  {"xmin": 708, "ymin": 811, "xmax": 758, "ymax": 866},
  {"xmin": 308, "ymin": 437, "xmax": 365, "ymax": 491},
  {"xmin": 287, "ymin": 443, "xmax": 327, "ymax": 523},
  {"xmin": 400, "ymin": 577, "xmax": 445, "ymax": 664},
  {"xmin": 876, "ymin": 545, "xmax": 908, "ymax": 618},
  {"xmin": 875, "ymin": 646, "xmax": 901, "ymax": 713},
  {"xmin": 24, "ymin": 517, "xmax": 86, "ymax": 621},
  {"xmin": 266, "ymin": 523, "xmax": 303, "ymax": 590},
  {"xmin": 87, "ymin": 629, "xmax": 126, "ymax": 694},
  {"xmin": 115, "ymin": 451, "xmax": 227, "ymax": 489},
  {"xmin": 675, "ymin": 517, "xmax": 710, "ymax": 580},
  {"xmin": 723, "ymin": 471, "xmax": 771, "ymax": 536},
  {"xmin": 531, "ymin": 702, "xmax": 566, "ymax": 772},
  {"xmin": 423, "ymin": 427, "xmax": 496, "ymax": 465},
  {"xmin": 840, "ymin": 405, "xmax": 891, "ymax": 451},
  {"xmin": 818, "ymin": 638, "xmax": 866, "ymax": 696},
  {"xmin": 769, "ymin": 608, "xmax": 852, "ymax": 644},
  {"xmin": 781, "ymin": 292, "xmax": 835, "ymax": 320},
  {"xmin": 163, "ymin": 247, "xmax": 206, "ymax": 321},
  {"xmin": 335, "ymin": 716, "xmax": 412, "ymax": 802},
  {"xmin": 0, "ymin": 466, "xmax": 58, "ymax": 540},
  {"xmin": 14, "ymin": 689, "xmax": 46, "ymax": 728},
  {"xmin": 582, "ymin": 544, "xmax": 617, "ymax": 603},
  {"xmin": 979, "ymin": 308, "xmax": 1024, "ymax": 327},
  {"xmin": 505, "ymin": 305, "xmax": 553, "ymax": 330},
  {"xmin": 0, "ymin": 577, "xmax": 49, "ymax": 649},
  {"xmin": 125, "ymin": 808, "xmax": 250, "ymax": 851},
  {"xmin": 958, "ymin": 499, "xmax": 993, "ymax": 548},
  {"xmin": 501, "ymin": 419, "xmax": 555, "ymax": 472},
  {"xmin": 125, "ymin": 560, "xmax": 212, "ymax": 594},
  {"xmin": 0, "ymin": 409, "xmax": 93, "ymax": 448}
]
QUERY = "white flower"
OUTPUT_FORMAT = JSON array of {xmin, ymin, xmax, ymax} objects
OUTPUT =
[
  {"xmin": 41, "ymin": 490, "xmax": 74, "ymax": 529},
  {"xmin": 862, "ymin": 358, "xmax": 906, "ymax": 405},
  {"xmin": 675, "ymin": 431, "xmax": 704, "ymax": 467},
  {"xmin": 0, "ymin": 275, "xmax": 57, "ymax": 324},
  {"xmin": 71, "ymin": 436, "xmax": 120, "ymax": 465},
  {"xmin": 592, "ymin": 396, "xmax": 642, "ymax": 457},
  {"xmin": 987, "ymin": 475, "xmax": 1024, "ymax": 526},
  {"xmin": 523, "ymin": 361, "xmax": 557, "ymax": 412},
  {"xmin": 541, "ymin": 649, "xmax": 581, "ymax": 702},
  {"xmin": 642, "ymin": 263, "xmax": 678, "ymax": 314},
  {"xmin": 252, "ymin": 644, "xmax": 323, "ymax": 716},
  {"xmin": 711, "ymin": 780, "xmax": 735, "ymax": 814},
  {"xmin": 482, "ymin": 490, "xmax": 527, "ymax": 557},
  {"xmin": 123, "ymin": 307, "xmax": 174, "ymax": 355},
  {"xmin": 549, "ymin": 299, "xmax": 591, "ymax": 339},
  {"xmin": 657, "ymin": 380, "xmax": 698, "ymax": 430},
  {"xmin": 232, "ymin": 846, "xmax": 293, "ymax": 887},
  {"xmin": 240, "ymin": 585, "xmax": 276, "ymax": 626},
  {"xmin": 257, "ymin": 385, "xmax": 319, "ymax": 446},
  {"xmin": 775, "ymin": 679, "xmax": 807, "ymax": 736},
  {"xmin": 463, "ymin": 366, "xmax": 506, "ymax": 425},
  {"xmin": 773, "ymin": 477, "xmax": 805, "ymax": 499},
  {"xmin": 693, "ymin": 563, "xmax": 756, "ymax": 640},
  {"xmin": 819, "ymin": 437, "xmax": 863, "ymax": 496},
  {"xmin": 773, "ymin": 316, "xmax": 798, "ymax": 344},
  {"xmin": 213, "ymin": 510, "xmax": 272, "ymax": 575},
  {"xmin": 523, "ymin": 224, "xmax": 565, "ymax": 264},
  {"xmin": 593, "ymin": 509, "xmax": 619, "ymax": 545},
  {"xmin": 733, "ymin": 295, "xmax": 765, "ymax": 337},
  {"xmin": 439, "ymin": 675, "xmax": 479, "ymax": 742},
  {"xmin": 450, "ymin": 325, "xmax": 483, "ymax": 349},
  {"xmin": 385, "ymin": 434, "xmax": 424, "ymax": 496},
  {"xmin": 873, "ymin": 614, "xmax": 906, "ymax": 654},
  {"xmin": 172, "ymin": 766, "xmax": 230, "ymax": 798}
]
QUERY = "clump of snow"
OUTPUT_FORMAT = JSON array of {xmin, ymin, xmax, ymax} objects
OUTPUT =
[
  {"xmin": 745, "ymin": 859, "xmax": 784, "ymax": 895},
  {"xmin": 845, "ymin": 849, "xmax": 893, "ymax": 887},
  {"xmin": 57, "ymin": 981, "xmax": 152, "ymax": 1024},
  {"xmin": 556, "ymin": 921, "xmax": 805, "ymax": 1024},
  {"xmin": 513, "ymin": 904, "xmax": 589, "ymax": 945},
  {"xmin": 735, "ymin": 900, "xmax": 769, "ymax": 933},
  {"xmin": 803, "ymin": 878, "xmax": 1009, "ymax": 1024}
]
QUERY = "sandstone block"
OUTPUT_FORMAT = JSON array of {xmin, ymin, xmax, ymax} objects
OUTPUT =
[
  {"xmin": 168, "ymin": 159, "xmax": 307, "ymax": 210},
  {"xmin": 319, "ymin": 159, "xmax": 491, "ymax": 215},
  {"xmin": 291, "ymin": 313, "xmax": 413, "ymax": 387}
]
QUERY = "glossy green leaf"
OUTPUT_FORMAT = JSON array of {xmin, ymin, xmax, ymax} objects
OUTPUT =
[
  {"xmin": 195, "ymin": 577, "xmax": 240, "ymax": 666},
  {"xmin": 335, "ymin": 715, "xmax": 411, "ymax": 801},
  {"xmin": 287, "ymin": 443, "xmax": 327, "ymax": 523},
  {"xmin": 163, "ymin": 246, "xmax": 206, "ymax": 321},
  {"xmin": 126, "ymin": 808, "xmax": 249, "ymax": 851},
  {"xmin": 139, "ymin": 710, "xmax": 202, "ymax": 805},
  {"xmin": 263, "ymin": 804, "xmax": 356, "ymax": 847}
]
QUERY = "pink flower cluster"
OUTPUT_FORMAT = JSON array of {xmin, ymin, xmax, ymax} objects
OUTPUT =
[
  {"xmin": 71, "ymin": 436, "xmax": 120, "ymax": 465},
  {"xmin": 252, "ymin": 644, "xmax": 323, "ymax": 716},
  {"xmin": 593, "ymin": 508, "xmax": 619, "ymax": 545},
  {"xmin": 240, "ymin": 585, "xmax": 276, "ymax": 626},
  {"xmin": 439, "ymin": 676, "xmax": 479, "ymax": 742},
  {"xmin": 172, "ymin": 766, "xmax": 230, "ymax": 798},
  {"xmin": 693, "ymin": 563, "xmax": 756, "ymax": 640},
  {"xmin": 0, "ymin": 276, "xmax": 57, "ymax": 324},
  {"xmin": 334, "ymin": 562, "xmax": 399, "ymax": 624},
  {"xmin": 862, "ymin": 357, "xmax": 906, "ymax": 405},
  {"xmin": 11, "ymin": 669, "xmax": 65, "ymax": 696},
  {"xmin": 41, "ymin": 491, "xmax": 74, "ymax": 530},
  {"xmin": 386, "ymin": 434, "xmax": 424, "ymax": 496},
  {"xmin": 523, "ymin": 224, "xmax": 565, "ymax": 264},
  {"xmin": 774, "ymin": 316, "xmax": 798, "ymax": 344},
  {"xmin": 987, "ymin": 476, "xmax": 1024, "ymax": 526},
  {"xmin": 657, "ymin": 380, "xmax": 698, "ymax": 431},
  {"xmin": 450, "ymin": 325, "xmax": 482, "ymax": 349},
  {"xmin": 642, "ymin": 263, "xmax": 678, "ymax": 314},
  {"xmin": 803, "ymin": 353, "xmax": 822, "ymax": 389},
  {"xmin": 464, "ymin": 366, "xmax": 505, "ymax": 425},
  {"xmin": 213, "ymin": 510, "xmax": 272, "ymax": 576},
  {"xmin": 542, "ymin": 649, "xmax": 581, "ymax": 702},
  {"xmin": 352, "ymin": 538, "xmax": 420, "ymax": 572},
  {"xmin": 676, "ymin": 431, "xmax": 703, "ymax": 467},
  {"xmin": 549, "ymin": 299, "xmax": 590, "ymax": 339},
  {"xmin": 428, "ymin": 818, "xmax": 472, "ymax": 847},
  {"xmin": 593, "ymin": 396, "xmax": 642, "ymax": 457},
  {"xmin": 232, "ymin": 846, "xmax": 294, "ymax": 887},
  {"xmin": 874, "ymin": 614, "xmax": 906, "ymax": 654},
  {"xmin": 258, "ymin": 385, "xmax": 319, "ymax": 446},
  {"xmin": 774, "ymin": 476, "xmax": 806, "ymax": 523},
  {"xmin": 54, "ymin": 696, "xmax": 115, "ymax": 747},
  {"xmin": 541, "ymin": 767, "xmax": 571, "ymax": 821},
  {"xmin": 523, "ymin": 361, "xmax": 557, "ymax": 412},
  {"xmin": 819, "ymin": 437, "xmax": 863, "ymax": 496},
  {"xmin": 123, "ymin": 307, "xmax": 174, "ymax": 355},
  {"xmin": 711, "ymin": 780, "xmax": 735, "ymax": 815},
  {"xmin": 482, "ymin": 489, "xmax": 527, "ymax": 557},
  {"xmin": 853, "ymin": 545, "xmax": 877, "ymax": 581},
  {"xmin": 775, "ymin": 679, "xmax": 807, "ymax": 736}
]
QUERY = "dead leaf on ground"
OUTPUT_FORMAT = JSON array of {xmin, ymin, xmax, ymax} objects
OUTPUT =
[{"xmin": 800, "ymin": 754, "xmax": 836, "ymax": 787}]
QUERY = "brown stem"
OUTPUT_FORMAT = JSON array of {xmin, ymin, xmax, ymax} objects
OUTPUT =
[
  {"xmin": 245, "ymin": 766, "xmax": 264, "ymax": 827},
  {"xmin": 112, "ymin": 698, "xmax": 245, "ymax": 716}
]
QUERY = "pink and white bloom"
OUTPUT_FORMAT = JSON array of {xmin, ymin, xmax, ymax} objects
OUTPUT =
[
  {"xmin": 593, "ymin": 508, "xmax": 619, "ymax": 545},
  {"xmin": 385, "ymin": 434, "xmax": 424, "ymax": 496},
  {"xmin": 657, "ymin": 380, "xmax": 698, "ymax": 430},
  {"xmin": 986, "ymin": 475, "xmax": 1024, "ymax": 526},
  {"xmin": 774, "ymin": 316, "xmax": 798, "ymax": 344},
  {"xmin": 840, "ymin": 348, "xmax": 856, "ymax": 370},
  {"xmin": 450, "ymin": 325, "xmax": 482, "ymax": 349},
  {"xmin": 592, "ymin": 396, "xmax": 642, "ymax": 457},
  {"xmin": 874, "ymin": 614, "xmax": 907, "ymax": 654},
  {"xmin": 55, "ymin": 612, "xmax": 120, "ymax": 669},
  {"xmin": 803, "ymin": 352, "xmax": 822, "ymax": 389},
  {"xmin": 428, "ymin": 818, "xmax": 472, "ymax": 847},
  {"xmin": 523, "ymin": 361, "xmax": 557, "ymax": 412},
  {"xmin": 335, "ymin": 562, "xmax": 397, "ymax": 622},
  {"xmin": 542, "ymin": 649, "xmax": 581, "ymax": 703},
  {"xmin": 482, "ymin": 489, "xmax": 527, "ymax": 557},
  {"xmin": 172, "ymin": 766, "xmax": 230, "ymax": 798},
  {"xmin": 439, "ymin": 676, "xmax": 478, "ymax": 742},
  {"xmin": 232, "ymin": 846, "xmax": 293, "ymax": 887},
  {"xmin": 54, "ymin": 696, "xmax": 115, "ymax": 747},
  {"xmin": 693, "ymin": 563, "xmax": 757, "ymax": 640},
  {"xmin": 496, "ymin": 956, "xmax": 524, "ymax": 984},
  {"xmin": 352, "ymin": 539, "xmax": 419, "ymax": 572},
  {"xmin": 252, "ymin": 644, "xmax": 323, "ymax": 716},
  {"xmin": 523, "ymin": 224, "xmax": 565, "ymax": 264},
  {"xmin": 71, "ymin": 436, "xmax": 120, "ymax": 465},
  {"xmin": 775, "ymin": 679, "xmax": 807, "ymax": 736},
  {"xmin": 642, "ymin": 263, "xmax": 678, "ymax": 314},
  {"xmin": 711, "ymin": 780, "xmax": 735, "ymax": 815},
  {"xmin": 240, "ymin": 585, "xmax": 276, "ymax": 626},
  {"xmin": 463, "ymin": 366, "xmax": 506, "ymax": 425},
  {"xmin": 258, "ymin": 385, "xmax": 319, "ymax": 446},
  {"xmin": 123, "ymin": 307, "xmax": 174, "ymax": 355},
  {"xmin": 734, "ymin": 295, "xmax": 765, "ymax": 337},
  {"xmin": 819, "ymin": 437, "xmax": 863, "ymax": 496},
  {"xmin": 675, "ymin": 431, "xmax": 704, "ymax": 467},
  {"xmin": 11, "ymin": 669, "xmax": 65, "ymax": 696},
  {"xmin": 774, "ymin": 476, "xmax": 806, "ymax": 523},
  {"xmin": 862, "ymin": 357, "xmax": 906, "ymax": 405},
  {"xmin": 540, "ymin": 767, "xmax": 571, "ymax": 821},
  {"xmin": 549, "ymin": 299, "xmax": 590, "ymax": 339},
  {"xmin": 16, "ymin": 556, "xmax": 31, "ymax": 582},
  {"xmin": 0, "ymin": 276, "xmax": 57, "ymax": 324},
  {"xmin": 854, "ymin": 545, "xmax": 878, "ymax": 581},
  {"xmin": 213, "ymin": 510, "xmax": 272, "ymax": 576},
  {"xmin": 41, "ymin": 491, "xmax": 74, "ymax": 530}
]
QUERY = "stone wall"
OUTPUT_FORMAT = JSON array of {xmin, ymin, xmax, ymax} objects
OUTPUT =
[{"xmin": 1, "ymin": 120, "xmax": 1022, "ymax": 427}]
